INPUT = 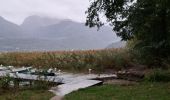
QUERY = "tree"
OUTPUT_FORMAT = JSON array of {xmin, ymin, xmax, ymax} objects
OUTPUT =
[{"xmin": 86, "ymin": 0, "xmax": 170, "ymax": 65}]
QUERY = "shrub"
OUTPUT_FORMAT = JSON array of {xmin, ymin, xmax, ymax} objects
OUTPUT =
[
  {"xmin": 144, "ymin": 69, "xmax": 170, "ymax": 82},
  {"xmin": 0, "ymin": 75, "xmax": 14, "ymax": 90}
]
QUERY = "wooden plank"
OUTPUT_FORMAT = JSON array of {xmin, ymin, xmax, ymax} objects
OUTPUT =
[
  {"xmin": 53, "ymin": 80, "xmax": 102, "ymax": 96},
  {"xmin": 9, "ymin": 73, "xmax": 63, "ymax": 83},
  {"xmin": 11, "ymin": 67, "xmax": 32, "ymax": 73},
  {"xmin": 0, "ymin": 70, "xmax": 11, "ymax": 77},
  {"xmin": 0, "ymin": 67, "xmax": 8, "ymax": 71}
]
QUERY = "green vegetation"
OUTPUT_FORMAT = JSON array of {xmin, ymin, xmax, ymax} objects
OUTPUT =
[
  {"xmin": 144, "ymin": 69, "xmax": 170, "ymax": 82},
  {"xmin": 64, "ymin": 82, "xmax": 170, "ymax": 100},
  {"xmin": 1, "ymin": 0, "xmax": 170, "ymax": 99},
  {"xmin": 0, "ymin": 49, "xmax": 132, "ymax": 72},
  {"xmin": 86, "ymin": 0, "xmax": 170, "ymax": 65},
  {"xmin": 0, "ymin": 75, "xmax": 55, "ymax": 100},
  {"xmin": 0, "ymin": 75, "xmax": 13, "ymax": 89},
  {"xmin": 0, "ymin": 89, "xmax": 54, "ymax": 100}
]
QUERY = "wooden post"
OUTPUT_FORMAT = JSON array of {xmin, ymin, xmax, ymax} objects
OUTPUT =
[
  {"xmin": 14, "ymin": 79, "xmax": 20, "ymax": 89},
  {"xmin": 30, "ymin": 80, "xmax": 33, "ymax": 87}
]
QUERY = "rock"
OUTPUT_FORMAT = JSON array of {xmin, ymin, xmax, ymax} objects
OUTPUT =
[{"xmin": 117, "ymin": 71, "xmax": 144, "ymax": 81}]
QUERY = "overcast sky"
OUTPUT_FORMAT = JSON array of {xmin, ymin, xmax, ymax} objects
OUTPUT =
[{"xmin": 0, "ymin": 0, "xmax": 90, "ymax": 25}]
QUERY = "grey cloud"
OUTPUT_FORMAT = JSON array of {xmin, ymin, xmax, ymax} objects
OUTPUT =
[{"xmin": 0, "ymin": 0, "xmax": 90, "ymax": 24}]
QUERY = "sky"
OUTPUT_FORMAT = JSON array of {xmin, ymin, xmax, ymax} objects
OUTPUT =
[{"xmin": 0, "ymin": 0, "xmax": 90, "ymax": 25}]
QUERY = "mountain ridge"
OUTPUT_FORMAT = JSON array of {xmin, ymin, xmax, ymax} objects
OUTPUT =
[
  {"xmin": 0, "ymin": 16, "xmax": 121, "ymax": 51},
  {"xmin": 0, "ymin": 16, "xmax": 24, "ymax": 38}
]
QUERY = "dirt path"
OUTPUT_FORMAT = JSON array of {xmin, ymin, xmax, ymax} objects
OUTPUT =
[{"xmin": 50, "ymin": 96, "xmax": 62, "ymax": 100}]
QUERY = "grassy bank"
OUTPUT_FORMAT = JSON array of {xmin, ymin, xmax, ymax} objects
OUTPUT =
[
  {"xmin": 0, "ymin": 75, "xmax": 56, "ymax": 100},
  {"xmin": 64, "ymin": 82, "xmax": 170, "ymax": 100},
  {"xmin": 0, "ymin": 49, "xmax": 132, "ymax": 72},
  {"xmin": 0, "ymin": 89, "xmax": 54, "ymax": 100}
]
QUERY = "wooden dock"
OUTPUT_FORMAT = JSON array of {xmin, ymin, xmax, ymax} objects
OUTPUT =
[
  {"xmin": 0, "ymin": 66, "xmax": 116, "ymax": 96},
  {"xmin": 55, "ymin": 80, "xmax": 102, "ymax": 96},
  {"xmin": 50, "ymin": 74, "xmax": 116, "ymax": 96}
]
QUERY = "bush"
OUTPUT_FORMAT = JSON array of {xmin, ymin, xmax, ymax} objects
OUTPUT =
[
  {"xmin": 0, "ymin": 75, "xmax": 14, "ymax": 90},
  {"xmin": 127, "ymin": 39, "xmax": 170, "ymax": 67},
  {"xmin": 31, "ymin": 81, "xmax": 51, "ymax": 90},
  {"xmin": 144, "ymin": 69, "xmax": 170, "ymax": 82}
]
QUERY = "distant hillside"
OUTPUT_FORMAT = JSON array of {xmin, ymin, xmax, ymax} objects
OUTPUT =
[
  {"xmin": 107, "ymin": 41, "xmax": 126, "ymax": 48},
  {"xmin": 0, "ymin": 16, "xmax": 120, "ymax": 51},
  {"xmin": 0, "ymin": 17, "xmax": 23, "ymax": 38},
  {"xmin": 21, "ymin": 15, "xmax": 60, "ymax": 30}
]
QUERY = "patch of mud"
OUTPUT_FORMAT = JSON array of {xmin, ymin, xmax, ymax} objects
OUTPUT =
[{"xmin": 104, "ymin": 79, "xmax": 138, "ymax": 86}]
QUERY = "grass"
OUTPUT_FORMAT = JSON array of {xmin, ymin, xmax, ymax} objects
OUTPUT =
[
  {"xmin": 0, "ymin": 76, "xmax": 55, "ymax": 100},
  {"xmin": 144, "ymin": 69, "xmax": 170, "ymax": 82},
  {"xmin": 0, "ymin": 49, "xmax": 132, "ymax": 72},
  {"xmin": 64, "ymin": 82, "xmax": 170, "ymax": 100},
  {"xmin": 0, "ymin": 89, "xmax": 54, "ymax": 100}
]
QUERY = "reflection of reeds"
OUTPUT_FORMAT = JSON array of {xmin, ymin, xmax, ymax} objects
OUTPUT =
[
  {"xmin": 0, "ymin": 49, "xmax": 132, "ymax": 72},
  {"xmin": 0, "ymin": 67, "xmax": 59, "ymax": 91}
]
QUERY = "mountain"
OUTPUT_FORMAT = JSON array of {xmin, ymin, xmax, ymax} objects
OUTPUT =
[
  {"xmin": 29, "ymin": 20, "xmax": 119, "ymax": 49},
  {"xmin": 21, "ymin": 15, "xmax": 60, "ymax": 30},
  {"xmin": 0, "ymin": 16, "xmax": 23, "ymax": 38},
  {"xmin": 106, "ymin": 41, "xmax": 126, "ymax": 48},
  {"xmin": 0, "ymin": 16, "xmax": 120, "ymax": 51}
]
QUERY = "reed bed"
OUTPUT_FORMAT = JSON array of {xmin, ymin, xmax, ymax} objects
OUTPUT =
[{"xmin": 0, "ymin": 49, "xmax": 132, "ymax": 72}]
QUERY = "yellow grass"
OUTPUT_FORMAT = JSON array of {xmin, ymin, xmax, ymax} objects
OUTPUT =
[{"xmin": 0, "ymin": 49, "xmax": 131, "ymax": 72}]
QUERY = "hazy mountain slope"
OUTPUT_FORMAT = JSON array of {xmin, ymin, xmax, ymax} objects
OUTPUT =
[
  {"xmin": 0, "ymin": 16, "xmax": 120, "ymax": 51},
  {"xmin": 106, "ymin": 41, "xmax": 126, "ymax": 48},
  {"xmin": 0, "ymin": 16, "xmax": 23, "ymax": 38},
  {"xmin": 32, "ymin": 20, "xmax": 118, "ymax": 49},
  {"xmin": 21, "ymin": 15, "xmax": 60, "ymax": 30}
]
